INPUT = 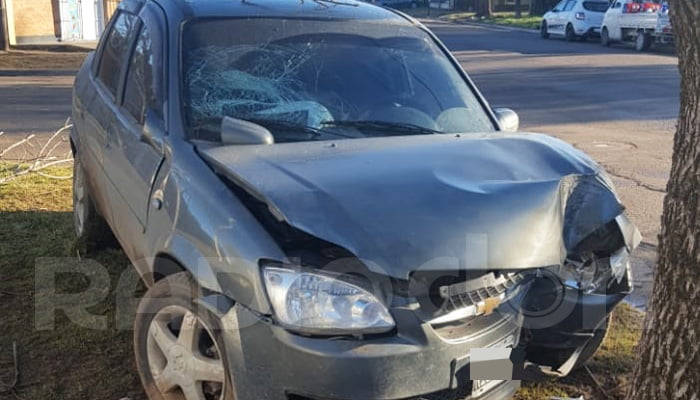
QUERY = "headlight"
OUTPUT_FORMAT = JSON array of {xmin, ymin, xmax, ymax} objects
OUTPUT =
[
  {"xmin": 556, "ymin": 247, "xmax": 630, "ymax": 294},
  {"xmin": 262, "ymin": 265, "xmax": 395, "ymax": 335}
]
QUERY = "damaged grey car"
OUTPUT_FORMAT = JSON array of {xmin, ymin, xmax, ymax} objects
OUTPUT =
[{"xmin": 70, "ymin": 0, "xmax": 641, "ymax": 399}]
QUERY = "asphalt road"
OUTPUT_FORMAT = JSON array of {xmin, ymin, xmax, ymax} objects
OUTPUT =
[{"xmin": 0, "ymin": 22, "xmax": 679, "ymax": 307}]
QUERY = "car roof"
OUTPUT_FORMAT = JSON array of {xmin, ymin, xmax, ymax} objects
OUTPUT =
[{"xmin": 145, "ymin": 0, "xmax": 413, "ymax": 23}]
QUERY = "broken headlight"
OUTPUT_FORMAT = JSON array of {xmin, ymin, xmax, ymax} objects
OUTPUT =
[
  {"xmin": 262, "ymin": 264, "xmax": 395, "ymax": 335},
  {"xmin": 554, "ymin": 247, "xmax": 630, "ymax": 294}
]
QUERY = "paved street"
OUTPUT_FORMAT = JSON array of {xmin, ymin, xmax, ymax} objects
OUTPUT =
[
  {"xmin": 0, "ymin": 22, "xmax": 678, "ymax": 307},
  {"xmin": 0, "ymin": 70, "xmax": 76, "ymax": 158}
]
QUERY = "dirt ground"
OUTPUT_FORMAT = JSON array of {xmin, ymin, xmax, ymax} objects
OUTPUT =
[{"xmin": 0, "ymin": 51, "xmax": 88, "ymax": 71}]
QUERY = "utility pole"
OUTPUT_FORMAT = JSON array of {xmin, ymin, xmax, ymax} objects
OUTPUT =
[{"xmin": 0, "ymin": 0, "xmax": 9, "ymax": 51}]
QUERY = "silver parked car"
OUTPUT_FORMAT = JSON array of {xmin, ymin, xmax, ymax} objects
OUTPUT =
[{"xmin": 71, "ymin": 0, "xmax": 640, "ymax": 399}]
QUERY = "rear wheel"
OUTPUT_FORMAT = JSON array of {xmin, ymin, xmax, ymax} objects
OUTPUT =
[
  {"xmin": 72, "ymin": 155, "xmax": 115, "ymax": 250},
  {"xmin": 565, "ymin": 24, "xmax": 576, "ymax": 41},
  {"xmin": 601, "ymin": 27, "xmax": 611, "ymax": 46},
  {"xmin": 540, "ymin": 20, "xmax": 550, "ymax": 38},
  {"xmin": 635, "ymin": 31, "xmax": 652, "ymax": 51}
]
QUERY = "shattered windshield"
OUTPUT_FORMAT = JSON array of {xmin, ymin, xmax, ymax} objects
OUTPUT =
[{"xmin": 182, "ymin": 18, "xmax": 495, "ymax": 142}]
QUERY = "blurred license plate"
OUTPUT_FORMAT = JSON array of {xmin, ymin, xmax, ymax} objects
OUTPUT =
[{"xmin": 472, "ymin": 379, "xmax": 503, "ymax": 398}]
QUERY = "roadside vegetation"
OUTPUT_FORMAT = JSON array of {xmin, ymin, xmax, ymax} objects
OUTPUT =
[
  {"xmin": 0, "ymin": 167, "xmax": 645, "ymax": 399},
  {"xmin": 0, "ymin": 51, "xmax": 87, "ymax": 70},
  {"xmin": 0, "ymin": 165, "xmax": 145, "ymax": 400},
  {"xmin": 403, "ymin": 8, "xmax": 541, "ymax": 30}
]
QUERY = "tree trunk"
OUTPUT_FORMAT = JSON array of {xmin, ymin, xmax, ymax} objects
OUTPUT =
[
  {"xmin": 476, "ymin": 0, "xmax": 493, "ymax": 17},
  {"xmin": 628, "ymin": 1, "xmax": 700, "ymax": 399},
  {"xmin": 515, "ymin": 0, "xmax": 522, "ymax": 18},
  {"xmin": 530, "ymin": 0, "xmax": 556, "ymax": 15},
  {"xmin": 0, "ymin": 0, "xmax": 9, "ymax": 52}
]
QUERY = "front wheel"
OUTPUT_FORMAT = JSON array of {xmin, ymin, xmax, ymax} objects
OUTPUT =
[
  {"xmin": 134, "ymin": 273, "xmax": 235, "ymax": 400},
  {"xmin": 540, "ymin": 21, "xmax": 550, "ymax": 39},
  {"xmin": 601, "ymin": 27, "xmax": 611, "ymax": 46}
]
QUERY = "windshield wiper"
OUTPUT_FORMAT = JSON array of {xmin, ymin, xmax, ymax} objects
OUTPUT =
[{"xmin": 321, "ymin": 120, "xmax": 440, "ymax": 136}]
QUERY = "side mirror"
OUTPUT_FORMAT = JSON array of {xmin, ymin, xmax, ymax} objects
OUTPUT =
[
  {"xmin": 493, "ymin": 108, "xmax": 520, "ymax": 132},
  {"xmin": 221, "ymin": 116, "xmax": 275, "ymax": 145},
  {"xmin": 142, "ymin": 109, "xmax": 165, "ymax": 153},
  {"xmin": 552, "ymin": 8, "xmax": 560, "ymax": 12}
]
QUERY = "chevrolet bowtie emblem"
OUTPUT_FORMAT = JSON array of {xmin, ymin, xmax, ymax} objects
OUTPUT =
[{"xmin": 477, "ymin": 296, "xmax": 503, "ymax": 316}]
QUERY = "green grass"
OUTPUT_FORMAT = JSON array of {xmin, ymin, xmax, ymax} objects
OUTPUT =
[
  {"xmin": 403, "ymin": 8, "xmax": 542, "ymax": 30},
  {"xmin": 515, "ymin": 303, "xmax": 644, "ymax": 400},
  {"xmin": 0, "ymin": 165, "xmax": 146, "ymax": 400},
  {"xmin": 480, "ymin": 14, "xmax": 543, "ymax": 30},
  {"xmin": 0, "ymin": 167, "xmax": 643, "ymax": 399}
]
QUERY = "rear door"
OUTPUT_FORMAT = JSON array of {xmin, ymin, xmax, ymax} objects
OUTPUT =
[
  {"xmin": 83, "ymin": 9, "xmax": 140, "ymax": 226},
  {"xmin": 104, "ymin": 3, "xmax": 166, "ymax": 258}
]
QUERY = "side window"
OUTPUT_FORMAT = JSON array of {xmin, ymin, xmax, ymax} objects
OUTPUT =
[
  {"xmin": 564, "ymin": 1, "xmax": 576, "ymax": 11},
  {"xmin": 554, "ymin": 0, "xmax": 567, "ymax": 10},
  {"xmin": 123, "ymin": 24, "xmax": 158, "ymax": 124},
  {"xmin": 97, "ymin": 12, "xmax": 138, "ymax": 97}
]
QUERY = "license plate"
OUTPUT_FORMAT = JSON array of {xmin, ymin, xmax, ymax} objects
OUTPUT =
[{"xmin": 472, "ymin": 379, "xmax": 503, "ymax": 398}]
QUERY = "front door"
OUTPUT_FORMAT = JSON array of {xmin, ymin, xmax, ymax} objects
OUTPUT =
[{"xmin": 606, "ymin": 0, "xmax": 624, "ymax": 39}]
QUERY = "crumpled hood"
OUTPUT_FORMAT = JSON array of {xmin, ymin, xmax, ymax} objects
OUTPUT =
[{"xmin": 201, "ymin": 133, "xmax": 637, "ymax": 279}]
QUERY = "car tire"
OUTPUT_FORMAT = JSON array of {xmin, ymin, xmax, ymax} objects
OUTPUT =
[
  {"xmin": 565, "ymin": 24, "xmax": 576, "ymax": 41},
  {"xmin": 72, "ymin": 155, "xmax": 115, "ymax": 250},
  {"xmin": 601, "ymin": 27, "xmax": 611, "ymax": 46},
  {"xmin": 570, "ymin": 316, "xmax": 610, "ymax": 370},
  {"xmin": 134, "ymin": 272, "xmax": 235, "ymax": 400},
  {"xmin": 526, "ymin": 316, "xmax": 610, "ymax": 374},
  {"xmin": 540, "ymin": 21, "xmax": 550, "ymax": 39},
  {"xmin": 635, "ymin": 31, "xmax": 652, "ymax": 51}
]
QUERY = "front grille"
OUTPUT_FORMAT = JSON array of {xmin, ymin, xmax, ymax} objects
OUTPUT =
[{"xmin": 441, "ymin": 273, "xmax": 525, "ymax": 314}]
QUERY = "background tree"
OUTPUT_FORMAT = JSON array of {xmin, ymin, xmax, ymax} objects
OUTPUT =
[
  {"xmin": 530, "ymin": 0, "xmax": 558, "ymax": 15},
  {"xmin": 628, "ymin": 1, "xmax": 700, "ymax": 399},
  {"xmin": 475, "ymin": 0, "xmax": 493, "ymax": 17}
]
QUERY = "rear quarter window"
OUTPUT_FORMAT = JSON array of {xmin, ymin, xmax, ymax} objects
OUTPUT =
[{"xmin": 97, "ymin": 11, "xmax": 138, "ymax": 97}]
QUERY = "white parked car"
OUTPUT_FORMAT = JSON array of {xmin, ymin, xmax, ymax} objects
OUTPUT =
[{"xmin": 541, "ymin": 0, "xmax": 610, "ymax": 41}]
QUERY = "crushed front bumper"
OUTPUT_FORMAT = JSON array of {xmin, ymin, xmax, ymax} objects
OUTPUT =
[{"xmin": 220, "ymin": 305, "xmax": 523, "ymax": 400}]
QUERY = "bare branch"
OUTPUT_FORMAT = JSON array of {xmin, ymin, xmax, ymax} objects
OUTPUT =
[{"xmin": 0, "ymin": 121, "xmax": 74, "ymax": 185}]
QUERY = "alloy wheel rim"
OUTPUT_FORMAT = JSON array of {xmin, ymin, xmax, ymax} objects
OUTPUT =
[
  {"xmin": 73, "ymin": 164, "xmax": 87, "ymax": 236},
  {"xmin": 146, "ymin": 305, "xmax": 226, "ymax": 400}
]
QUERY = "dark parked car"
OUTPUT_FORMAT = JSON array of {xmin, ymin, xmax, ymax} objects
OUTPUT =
[{"xmin": 71, "ymin": 0, "xmax": 641, "ymax": 399}]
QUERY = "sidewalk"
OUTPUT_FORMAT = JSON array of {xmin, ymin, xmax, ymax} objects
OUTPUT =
[{"xmin": 11, "ymin": 40, "xmax": 97, "ymax": 53}]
